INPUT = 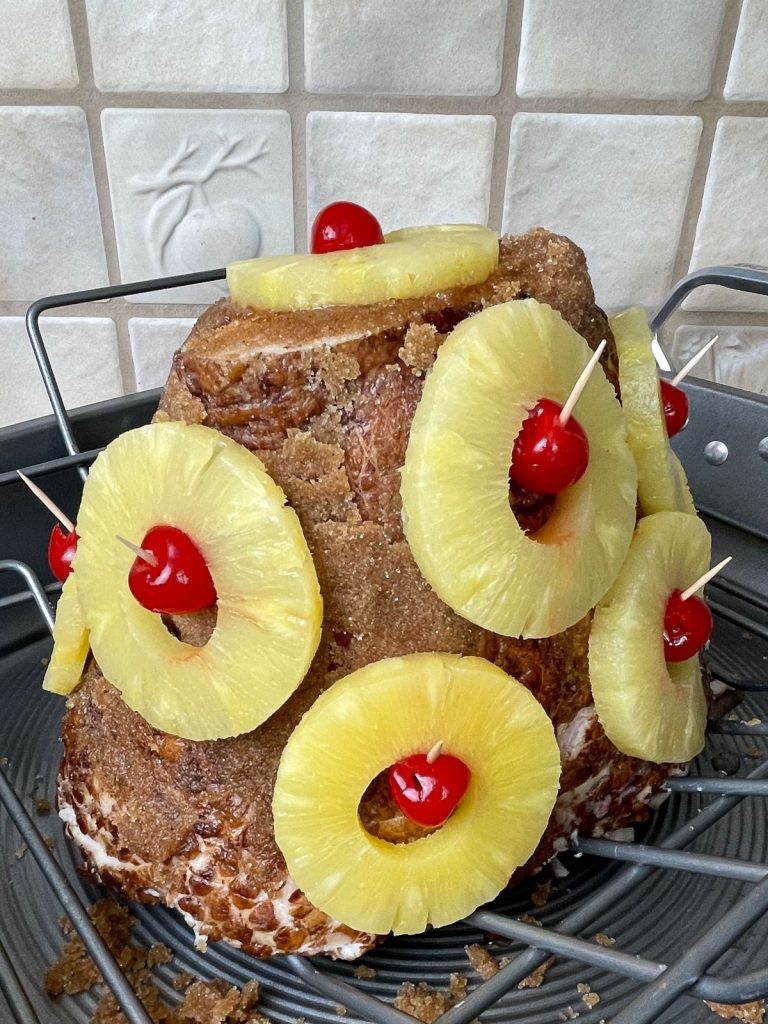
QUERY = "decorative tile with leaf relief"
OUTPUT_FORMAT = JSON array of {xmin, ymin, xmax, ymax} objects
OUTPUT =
[{"xmin": 101, "ymin": 109, "xmax": 294, "ymax": 304}]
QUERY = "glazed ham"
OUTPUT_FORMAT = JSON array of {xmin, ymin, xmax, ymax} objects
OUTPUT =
[{"xmin": 57, "ymin": 229, "xmax": 673, "ymax": 959}]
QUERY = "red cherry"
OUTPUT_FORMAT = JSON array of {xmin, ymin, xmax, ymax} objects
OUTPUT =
[
  {"xmin": 663, "ymin": 589, "xmax": 713, "ymax": 662},
  {"xmin": 509, "ymin": 398, "xmax": 590, "ymax": 495},
  {"xmin": 388, "ymin": 751, "xmax": 471, "ymax": 828},
  {"xmin": 128, "ymin": 525, "xmax": 216, "ymax": 615},
  {"xmin": 310, "ymin": 201, "xmax": 384, "ymax": 255},
  {"xmin": 48, "ymin": 524, "xmax": 79, "ymax": 582},
  {"xmin": 660, "ymin": 379, "xmax": 689, "ymax": 438}
]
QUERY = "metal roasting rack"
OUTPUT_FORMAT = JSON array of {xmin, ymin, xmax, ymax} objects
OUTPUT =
[{"xmin": 2, "ymin": 266, "xmax": 768, "ymax": 1024}]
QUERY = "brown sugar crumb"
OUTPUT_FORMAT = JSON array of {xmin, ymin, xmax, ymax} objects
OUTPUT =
[
  {"xmin": 46, "ymin": 900, "xmax": 135, "ymax": 996},
  {"xmin": 14, "ymin": 843, "xmax": 26, "ymax": 860},
  {"xmin": 394, "ymin": 974, "xmax": 468, "ymax": 1023},
  {"xmin": 705, "ymin": 1001, "xmax": 766, "ymax": 1023},
  {"xmin": 518, "ymin": 957, "xmax": 555, "ymax": 990},
  {"xmin": 531, "ymin": 877, "xmax": 554, "ymax": 907},
  {"xmin": 172, "ymin": 979, "xmax": 266, "ymax": 1023},
  {"xmin": 35, "ymin": 798, "xmax": 51, "ymax": 814},
  {"xmin": 399, "ymin": 322, "xmax": 440, "ymax": 374},
  {"xmin": 46, "ymin": 899, "xmax": 270, "ymax": 1024},
  {"xmin": 335, "ymin": 1005, "xmax": 347, "ymax": 1016},
  {"xmin": 577, "ymin": 982, "xmax": 601, "ymax": 1009},
  {"xmin": 594, "ymin": 933, "xmax": 616, "ymax": 947},
  {"xmin": 558, "ymin": 1008, "xmax": 580, "ymax": 1021},
  {"xmin": 519, "ymin": 913, "xmax": 543, "ymax": 927},
  {"xmin": 465, "ymin": 943, "xmax": 499, "ymax": 980},
  {"xmin": 353, "ymin": 964, "xmax": 377, "ymax": 980}
]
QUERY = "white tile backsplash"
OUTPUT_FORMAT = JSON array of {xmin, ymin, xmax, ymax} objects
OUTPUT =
[
  {"xmin": 128, "ymin": 318, "xmax": 196, "ymax": 391},
  {"xmin": 101, "ymin": 108, "xmax": 294, "ymax": 303},
  {"xmin": 1, "ymin": 6, "xmax": 768, "ymax": 430},
  {"xmin": 688, "ymin": 118, "xmax": 768, "ymax": 312},
  {"xmin": 0, "ymin": 0, "xmax": 78, "ymax": 90},
  {"xmin": 517, "ymin": 0, "xmax": 725, "ymax": 100},
  {"xmin": 724, "ymin": 0, "xmax": 768, "ymax": 101},
  {"xmin": 671, "ymin": 326, "xmax": 768, "ymax": 396},
  {"xmin": 85, "ymin": 0, "xmax": 288, "ymax": 93},
  {"xmin": 0, "ymin": 317, "xmax": 122, "ymax": 427},
  {"xmin": 305, "ymin": 0, "xmax": 507, "ymax": 96},
  {"xmin": 502, "ymin": 113, "xmax": 702, "ymax": 310},
  {"xmin": 307, "ymin": 112, "xmax": 496, "ymax": 232},
  {"xmin": 0, "ymin": 106, "xmax": 108, "ymax": 302}
]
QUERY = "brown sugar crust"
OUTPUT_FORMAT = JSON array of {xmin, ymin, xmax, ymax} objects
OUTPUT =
[{"xmin": 58, "ymin": 229, "xmax": 671, "ymax": 960}]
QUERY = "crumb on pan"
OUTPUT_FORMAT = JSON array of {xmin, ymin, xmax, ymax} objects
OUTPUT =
[
  {"xmin": 394, "ymin": 974, "xmax": 468, "ymax": 1023},
  {"xmin": 594, "ymin": 933, "xmax": 616, "ymax": 947},
  {"xmin": 576, "ymin": 982, "xmax": 601, "ymax": 1009},
  {"xmin": 531, "ymin": 877, "xmax": 554, "ymax": 907},
  {"xmin": 518, "ymin": 957, "xmax": 555, "ymax": 990},
  {"xmin": 465, "ymin": 943, "xmax": 499, "ymax": 980},
  {"xmin": 704, "ymin": 1000, "xmax": 766, "ymax": 1023},
  {"xmin": 45, "ymin": 899, "xmax": 270, "ymax": 1023},
  {"xmin": 353, "ymin": 964, "xmax": 377, "ymax": 979}
]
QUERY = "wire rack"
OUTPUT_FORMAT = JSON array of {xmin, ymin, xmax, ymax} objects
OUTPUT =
[{"xmin": 2, "ymin": 265, "xmax": 768, "ymax": 1024}]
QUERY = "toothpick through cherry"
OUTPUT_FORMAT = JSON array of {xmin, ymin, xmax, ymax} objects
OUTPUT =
[
  {"xmin": 17, "ymin": 470, "xmax": 75, "ymax": 533},
  {"xmin": 559, "ymin": 339, "xmax": 607, "ymax": 426},
  {"xmin": 681, "ymin": 556, "xmax": 732, "ymax": 602}
]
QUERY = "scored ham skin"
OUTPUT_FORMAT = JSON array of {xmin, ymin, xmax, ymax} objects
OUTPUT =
[{"xmin": 57, "ymin": 229, "xmax": 673, "ymax": 960}]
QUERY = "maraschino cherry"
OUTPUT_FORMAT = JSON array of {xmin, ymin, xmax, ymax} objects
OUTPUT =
[
  {"xmin": 389, "ymin": 745, "xmax": 471, "ymax": 828},
  {"xmin": 663, "ymin": 590, "xmax": 712, "ymax": 662},
  {"xmin": 48, "ymin": 524, "xmax": 79, "ymax": 582},
  {"xmin": 509, "ymin": 339, "xmax": 606, "ymax": 496},
  {"xmin": 310, "ymin": 201, "xmax": 384, "ymax": 255},
  {"xmin": 509, "ymin": 398, "xmax": 589, "ymax": 495},
  {"xmin": 660, "ymin": 379, "xmax": 688, "ymax": 438},
  {"xmin": 127, "ymin": 525, "xmax": 216, "ymax": 615}
]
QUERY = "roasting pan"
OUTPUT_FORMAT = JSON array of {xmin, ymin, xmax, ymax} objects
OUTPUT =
[{"xmin": 2, "ymin": 265, "xmax": 768, "ymax": 1024}]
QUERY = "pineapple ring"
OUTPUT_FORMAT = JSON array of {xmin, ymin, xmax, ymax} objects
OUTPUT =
[
  {"xmin": 610, "ymin": 307, "xmax": 694, "ymax": 516},
  {"xmin": 272, "ymin": 652, "xmax": 560, "ymax": 936},
  {"xmin": 401, "ymin": 298, "xmax": 638, "ymax": 639},
  {"xmin": 589, "ymin": 510, "xmax": 711, "ymax": 763},
  {"xmin": 73, "ymin": 422, "xmax": 322, "ymax": 741},
  {"xmin": 227, "ymin": 224, "xmax": 498, "ymax": 311},
  {"xmin": 43, "ymin": 574, "xmax": 89, "ymax": 696}
]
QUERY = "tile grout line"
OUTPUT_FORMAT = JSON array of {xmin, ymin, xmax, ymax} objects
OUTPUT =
[
  {"xmin": 3, "ymin": 0, "xmax": 768, "ymax": 357},
  {"xmin": 486, "ymin": 0, "xmax": 523, "ymax": 233},
  {"xmin": 668, "ymin": 0, "xmax": 744, "ymax": 291},
  {"xmin": 65, "ymin": 0, "xmax": 137, "ymax": 394}
]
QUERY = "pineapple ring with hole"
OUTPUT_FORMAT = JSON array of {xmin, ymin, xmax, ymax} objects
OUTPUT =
[
  {"xmin": 227, "ymin": 224, "xmax": 498, "ymax": 311},
  {"xmin": 272, "ymin": 652, "xmax": 561, "ymax": 936},
  {"xmin": 610, "ymin": 307, "xmax": 694, "ymax": 516},
  {"xmin": 589, "ymin": 510, "xmax": 711, "ymax": 763},
  {"xmin": 73, "ymin": 422, "xmax": 322, "ymax": 741},
  {"xmin": 43, "ymin": 574, "xmax": 89, "ymax": 696},
  {"xmin": 401, "ymin": 298, "xmax": 638, "ymax": 639}
]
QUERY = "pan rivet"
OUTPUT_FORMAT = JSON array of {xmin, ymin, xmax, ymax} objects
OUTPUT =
[
  {"xmin": 759, "ymin": 437, "xmax": 768, "ymax": 462},
  {"xmin": 704, "ymin": 441, "xmax": 728, "ymax": 465}
]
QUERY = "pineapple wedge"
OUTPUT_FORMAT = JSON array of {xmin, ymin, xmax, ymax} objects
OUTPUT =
[
  {"xmin": 73, "ymin": 422, "xmax": 322, "ymax": 741},
  {"xmin": 401, "ymin": 298, "xmax": 637, "ymax": 639},
  {"xmin": 610, "ymin": 307, "xmax": 693, "ymax": 516},
  {"xmin": 272, "ymin": 652, "xmax": 560, "ymax": 936},
  {"xmin": 227, "ymin": 224, "xmax": 498, "ymax": 310},
  {"xmin": 43, "ymin": 574, "xmax": 89, "ymax": 695},
  {"xmin": 589, "ymin": 510, "xmax": 711, "ymax": 763}
]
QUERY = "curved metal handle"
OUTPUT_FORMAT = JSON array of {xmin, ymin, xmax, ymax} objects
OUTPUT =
[{"xmin": 650, "ymin": 265, "xmax": 768, "ymax": 333}]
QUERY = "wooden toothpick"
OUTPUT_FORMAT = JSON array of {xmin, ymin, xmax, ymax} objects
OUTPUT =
[
  {"xmin": 680, "ymin": 556, "xmax": 732, "ymax": 602},
  {"xmin": 426, "ymin": 740, "xmax": 444, "ymax": 764},
  {"xmin": 671, "ymin": 335, "xmax": 719, "ymax": 387},
  {"xmin": 559, "ymin": 339, "xmax": 608, "ymax": 426},
  {"xmin": 17, "ymin": 470, "xmax": 75, "ymax": 533},
  {"xmin": 115, "ymin": 535, "xmax": 159, "ymax": 567}
]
